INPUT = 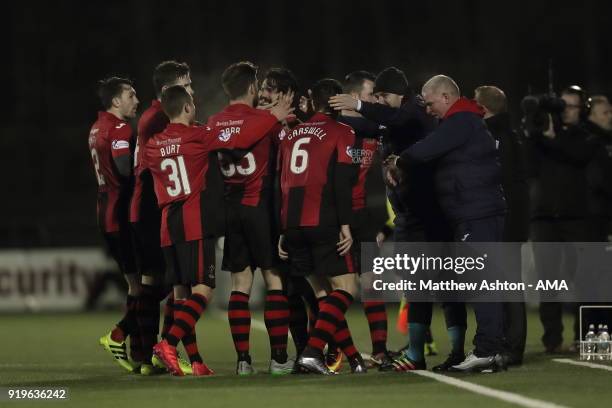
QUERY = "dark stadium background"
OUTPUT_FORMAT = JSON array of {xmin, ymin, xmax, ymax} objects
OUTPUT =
[{"xmin": 4, "ymin": 0, "xmax": 612, "ymax": 248}]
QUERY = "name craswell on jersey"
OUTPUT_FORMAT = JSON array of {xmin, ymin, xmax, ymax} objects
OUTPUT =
[
  {"xmin": 112, "ymin": 140, "xmax": 130, "ymax": 150},
  {"xmin": 115, "ymin": 123, "xmax": 127, "ymax": 129}
]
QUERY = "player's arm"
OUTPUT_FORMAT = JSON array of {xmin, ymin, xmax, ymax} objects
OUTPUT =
[
  {"xmin": 110, "ymin": 124, "xmax": 133, "ymax": 177},
  {"xmin": 335, "ymin": 128, "xmax": 358, "ymax": 255}
]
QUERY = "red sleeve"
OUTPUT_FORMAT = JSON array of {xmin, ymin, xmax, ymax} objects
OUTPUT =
[
  {"xmin": 336, "ymin": 126, "xmax": 356, "ymax": 164},
  {"xmin": 110, "ymin": 123, "xmax": 133, "ymax": 158},
  {"xmin": 207, "ymin": 111, "xmax": 278, "ymax": 151},
  {"xmin": 334, "ymin": 126, "xmax": 357, "ymax": 226}
]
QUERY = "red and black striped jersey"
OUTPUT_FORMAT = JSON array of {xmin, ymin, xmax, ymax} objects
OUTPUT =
[
  {"xmin": 130, "ymin": 100, "xmax": 168, "ymax": 223},
  {"xmin": 87, "ymin": 111, "xmax": 133, "ymax": 233},
  {"xmin": 349, "ymin": 137, "xmax": 379, "ymax": 210},
  {"xmin": 277, "ymin": 112, "xmax": 357, "ymax": 229},
  {"xmin": 207, "ymin": 104, "xmax": 283, "ymax": 207},
  {"xmin": 145, "ymin": 112, "xmax": 279, "ymax": 246}
]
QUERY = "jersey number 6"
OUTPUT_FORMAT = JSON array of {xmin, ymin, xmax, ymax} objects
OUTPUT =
[{"xmin": 290, "ymin": 137, "xmax": 311, "ymax": 174}]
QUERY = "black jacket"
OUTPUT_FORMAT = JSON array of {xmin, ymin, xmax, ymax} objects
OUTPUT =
[
  {"xmin": 398, "ymin": 98, "xmax": 507, "ymax": 224},
  {"xmin": 485, "ymin": 113, "xmax": 530, "ymax": 241},
  {"xmin": 584, "ymin": 121, "xmax": 612, "ymax": 219},
  {"xmin": 528, "ymin": 123, "xmax": 599, "ymax": 219},
  {"xmin": 359, "ymin": 94, "xmax": 445, "ymax": 234}
]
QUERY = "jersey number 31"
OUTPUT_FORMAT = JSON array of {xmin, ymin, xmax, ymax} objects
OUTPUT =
[{"xmin": 161, "ymin": 156, "xmax": 191, "ymax": 197}]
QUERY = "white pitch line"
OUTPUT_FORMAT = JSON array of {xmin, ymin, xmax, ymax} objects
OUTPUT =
[
  {"xmin": 553, "ymin": 358, "xmax": 612, "ymax": 372},
  {"xmin": 411, "ymin": 370, "xmax": 569, "ymax": 408}
]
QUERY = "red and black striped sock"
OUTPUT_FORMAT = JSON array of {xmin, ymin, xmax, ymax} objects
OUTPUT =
[
  {"xmin": 173, "ymin": 300, "xmax": 202, "ymax": 364},
  {"xmin": 182, "ymin": 330, "xmax": 202, "ymax": 364},
  {"xmin": 305, "ymin": 290, "xmax": 353, "ymax": 356},
  {"xmin": 137, "ymin": 285, "xmax": 162, "ymax": 362},
  {"xmin": 264, "ymin": 290, "xmax": 290, "ymax": 363},
  {"xmin": 228, "ymin": 291, "xmax": 251, "ymax": 362},
  {"xmin": 112, "ymin": 294, "xmax": 138, "ymax": 342},
  {"xmin": 363, "ymin": 301, "xmax": 388, "ymax": 355},
  {"xmin": 288, "ymin": 294, "xmax": 309, "ymax": 356},
  {"xmin": 315, "ymin": 296, "xmax": 339, "ymax": 353},
  {"xmin": 334, "ymin": 316, "xmax": 359, "ymax": 361},
  {"xmin": 166, "ymin": 293, "xmax": 207, "ymax": 347}
]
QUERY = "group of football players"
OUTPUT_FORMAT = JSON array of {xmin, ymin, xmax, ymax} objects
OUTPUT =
[{"xmin": 89, "ymin": 60, "xmax": 443, "ymax": 377}]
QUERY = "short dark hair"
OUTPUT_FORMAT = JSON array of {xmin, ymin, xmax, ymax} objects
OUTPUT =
[
  {"xmin": 153, "ymin": 60, "xmax": 191, "ymax": 98},
  {"xmin": 343, "ymin": 70, "xmax": 375, "ymax": 94},
  {"xmin": 311, "ymin": 78, "xmax": 343, "ymax": 115},
  {"xmin": 161, "ymin": 85, "xmax": 192, "ymax": 119},
  {"xmin": 474, "ymin": 85, "xmax": 507, "ymax": 115},
  {"xmin": 222, "ymin": 61, "xmax": 258, "ymax": 100},
  {"xmin": 97, "ymin": 77, "xmax": 133, "ymax": 110},
  {"xmin": 263, "ymin": 67, "xmax": 298, "ymax": 94}
]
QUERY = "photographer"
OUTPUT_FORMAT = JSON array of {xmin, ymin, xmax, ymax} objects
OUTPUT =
[
  {"xmin": 585, "ymin": 95, "xmax": 612, "ymax": 241},
  {"xmin": 526, "ymin": 86, "xmax": 600, "ymax": 353},
  {"xmin": 475, "ymin": 86, "xmax": 529, "ymax": 366}
]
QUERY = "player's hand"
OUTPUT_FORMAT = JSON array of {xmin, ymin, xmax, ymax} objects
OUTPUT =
[
  {"xmin": 278, "ymin": 235, "xmax": 289, "ymax": 261},
  {"xmin": 337, "ymin": 225, "xmax": 353, "ymax": 256},
  {"xmin": 376, "ymin": 232, "xmax": 387, "ymax": 248},
  {"xmin": 270, "ymin": 91, "xmax": 295, "ymax": 122},
  {"xmin": 329, "ymin": 94, "xmax": 359, "ymax": 111}
]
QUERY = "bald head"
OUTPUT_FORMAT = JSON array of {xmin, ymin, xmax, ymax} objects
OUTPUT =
[{"xmin": 421, "ymin": 75, "xmax": 461, "ymax": 118}]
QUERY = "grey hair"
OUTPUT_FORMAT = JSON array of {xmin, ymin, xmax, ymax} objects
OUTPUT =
[{"xmin": 422, "ymin": 75, "xmax": 460, "ymax": 97}]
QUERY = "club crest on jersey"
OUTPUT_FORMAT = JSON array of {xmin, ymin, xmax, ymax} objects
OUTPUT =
[
  {"xmin": 115, "ymin": 123, "xmax": 127, "ymax": 129},
  {"xmin": 218, "ymin": 126, "xmax": 240, "ymax": 142},
  {"xmin": 112, "ymin": 140, "xmax": 130, "ymax": 150}
]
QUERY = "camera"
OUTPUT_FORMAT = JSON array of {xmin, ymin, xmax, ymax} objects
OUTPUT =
[{"xmin": 520, "ymin": 94, "xmax": 566, "ymax": 136}]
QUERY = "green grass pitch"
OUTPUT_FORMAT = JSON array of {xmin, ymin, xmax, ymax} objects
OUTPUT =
[{"xmin": 1, "ymin": 307, "xmax": 612, "ymax": 408}]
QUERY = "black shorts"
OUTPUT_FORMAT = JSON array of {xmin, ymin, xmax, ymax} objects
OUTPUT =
[
  {"xmin": 283, "ymin": 226, "xmax": 355, "ymax": 277},
  {"xmin": 102, "ymin": 230, "xmax": 137, "ymax": 276},
  {"xmin": 130, "ymin": 221, "xmax": 165, "ymax": 278},
  {"xmin": 162, "ymin": 239, "xmax": 216, "ymax": 288},
  {"xmin": 222, "ymin": 202, "xmax": 276, "ymax": 273}
]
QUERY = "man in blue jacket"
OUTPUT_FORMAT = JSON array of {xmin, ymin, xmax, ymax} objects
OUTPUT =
[{"xmin": 386, "ymin": 75, "xmax": 507, "ymax": 372}]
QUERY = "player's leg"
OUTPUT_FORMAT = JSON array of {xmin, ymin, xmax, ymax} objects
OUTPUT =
[
  {"xmin": 327, "ymin": 273, "xmax": 367, "ymax": 373},
  {"xmin": 262, "ymin": 268, "xmax": 292, "ymax": 374},
  {"xmin": 98, "ymin": 231, "xmax": 141, "ymax": 373},
  {"xmin": 244, "ymin": 203, "xmax": 292, "ymax": 374},
  {"xmin": 287, "ymin": 277, "xmax": 310, "ymax": 356},
  {"xmin": 223, "ymin": 204, "xmax": 257, "ymax": 373},
  {"xmin": 132, "ymin": 220, "xmax": 169, "ymax": 374},
  {"xmin": 228, "ymin": 267, "xmax": 255, "ymax": 374},
  {"xmin": 153, "ymin": 239, "xmax": 215, "ymax": 376},
  {"xmin": 299, "ymin": 273, "xmax": 360, "ymax": 374}
]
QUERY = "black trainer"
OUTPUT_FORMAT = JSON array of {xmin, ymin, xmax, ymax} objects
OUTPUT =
[{"xmin": 432, "ymin": 353, "xmax": 466, "ymax": 372}]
